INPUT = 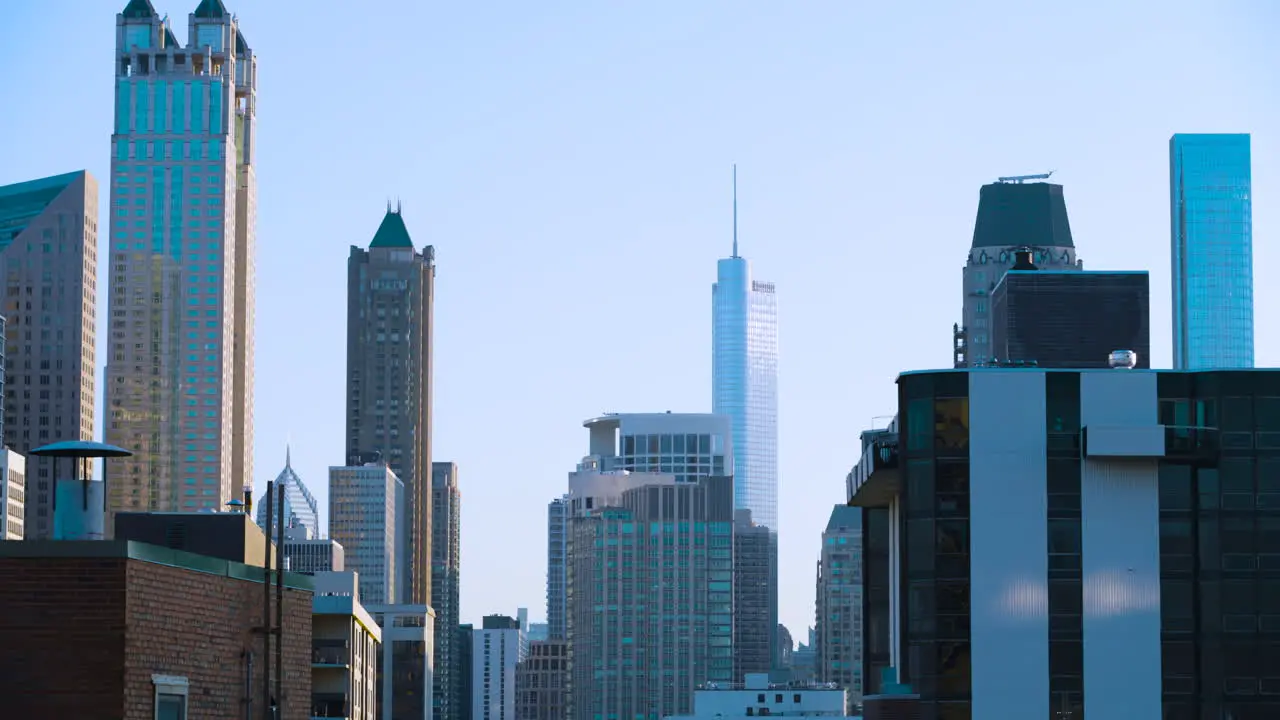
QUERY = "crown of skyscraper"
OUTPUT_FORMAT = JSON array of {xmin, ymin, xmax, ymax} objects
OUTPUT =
[{"xmin": 971, "ymin": 182, "xmax": 1074, "ymax": 249}]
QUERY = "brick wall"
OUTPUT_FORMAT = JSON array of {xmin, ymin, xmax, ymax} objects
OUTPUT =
[
  {"xmin": 124, "ymin": 559, "xmax": 313, "ymax": 720},
  {"xmin": 0, "ymin": 553, "xmax": 313, "ymax": 720},
  {"xmin": 0, "ymin": 557, "xmax": 128, "ymax": 718}
]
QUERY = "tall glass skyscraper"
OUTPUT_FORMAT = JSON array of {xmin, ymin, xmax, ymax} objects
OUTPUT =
[
  {"xmin": 256, "ymin": 447, "xmax": 320, "ymax": 539},
  {"xmin": 711, "ymin": 167, "xmax": 779, "ymax": 673},
  {"xmin": 711, "ymin": 168, "xmax": 779, "ymax": 531},
  {"xmin": 106, "ymin": 0, "xmax": 257, "ymax": 518},
  {"xmin": 1170, "ymin": 133, "xmax": 1253, "ymax": 369}
]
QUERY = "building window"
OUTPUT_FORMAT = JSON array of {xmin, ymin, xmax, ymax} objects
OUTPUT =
[{"xmin": 152, "ymin": 674, "xmax": 188, "ymax": 720}]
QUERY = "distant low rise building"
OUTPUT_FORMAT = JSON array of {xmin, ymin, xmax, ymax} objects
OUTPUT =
[
  {"xmin": 663, "ymin": 673, "xmax": 851, "ymax": 720},
  {"xmin": 283, "ymin": 525, "xmax": 344, "ymax": 574}
]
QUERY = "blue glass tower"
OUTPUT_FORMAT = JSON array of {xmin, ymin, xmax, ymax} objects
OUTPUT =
[
  {"xmin": 1170, "ymin": 133, "xmax": 1253, "ymax": 369},
  {"xmin": 712, "ymin": 167, "xmax": 778, "ymax": 531},
  {"xmin": 712, "ymin": 167, "xmax": 779, "ymax": 672}
]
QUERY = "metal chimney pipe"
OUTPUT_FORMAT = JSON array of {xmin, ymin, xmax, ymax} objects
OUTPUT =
[
  {"xmin": 261, "ymin": 480, "xmax": 274, "ymax": 720},
  {"xmin": 274, "ymin": 481, "xmax": 286, "ymax": 717}
]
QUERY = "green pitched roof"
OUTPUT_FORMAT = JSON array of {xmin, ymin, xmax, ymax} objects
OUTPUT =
[
  {"xmin": 121, "ymin": 0, "xmax": 158, "ymax": 19},
  {"xmin": 193, "ymin": 0, "xmax": 229, "ymax": 18},
  {"xmin": 0, "ymin": 171, "xmax": 82, "ymax": 253},
  {"xmin": 370, "ymin": 209, "xmax": 415, "ymax": 249}
]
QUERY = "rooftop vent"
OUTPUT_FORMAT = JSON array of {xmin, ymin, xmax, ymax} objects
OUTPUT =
[
  {"xmin": 1109, "ymin": 350, "xmax": 1138, "ymax": 369},
  {"xmin": 1012, "ymin": 248, "xmax": 1038, "ymax": 271}
]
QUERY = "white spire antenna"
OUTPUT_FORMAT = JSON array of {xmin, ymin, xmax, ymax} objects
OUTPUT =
[{"xmin": 732, "ymin": 164, "xmax": 739, "ymax": 258}]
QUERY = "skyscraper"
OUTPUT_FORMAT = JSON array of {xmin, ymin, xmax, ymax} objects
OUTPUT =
[
  {"xmin": 106, "ymin": 0, "xmax": 256, "ymax": 519},
  {"xmin": 712, "ymin": 167, "xmax": 779, "ymax": 531},
  {"xmin": 1170, "ymin": 133, "xmax": 1254, "ymax": 369},
  {"xmin": 345, "ymin": 206, "xmax": 435, "ymax": 604},
  {"xmin": 711, "ymin": 167, "xmax": 779, "ymax": 668},
  {"xmin": 566, "ymin": 413, "xmax": 736, "ymax": 720},
  {"xmin": 732, "ymin": 509, "xmax": 772, "ymax": 681},
  {"xmin": 815, "ymin": 504, "xmax": 863, "ymax": 710},
  {"xmin": 474, "ymin": 614, "xmax": 526, "ymax": 720},
  {"xmin": 0, "ymin": 171, "xmax": 98, "ymax": 538},
  {"xmin": 256, "ymin": 447, "xmax": 320, "ymax": 538},
  {"xmin": 329, "ymin": 463, "xmax": 401, "ymax": 605},
  {"xmin": 956, "ymin": 178, "xmax": 1080, "ymax": 367},
  {"xmin": 432, "ymin": 461, "xmax": 462, "ymax": 720},
  {"xmin": 546, "ymin": 495, "xmax": 568, "ymax": 641}
]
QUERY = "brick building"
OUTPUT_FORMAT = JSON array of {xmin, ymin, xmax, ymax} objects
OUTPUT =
[{"xmin": 0, "ymin": 540, "xmax": 314, "ymax": 719}]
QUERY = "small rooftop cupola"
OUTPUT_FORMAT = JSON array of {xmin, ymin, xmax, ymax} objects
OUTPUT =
[
  {"xmin": 370, "ymin": 204, "xmax": 415, "ymax": 249},
  {"xmin": 1011, "ymin": 247, "xmax": 1038, "ymax": 271}
]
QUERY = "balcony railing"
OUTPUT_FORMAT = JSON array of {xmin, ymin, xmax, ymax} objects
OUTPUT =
[
  {"xmin": 312, "ymin": 694, "xmax": 349, "ymax": 718},
  {"xmin": 847, "ymin": 433, "xmax": 900, "ymax": 507},
  {"xmin": 312, "ymin": 646, "xmax": 351, "ymax": 667}
]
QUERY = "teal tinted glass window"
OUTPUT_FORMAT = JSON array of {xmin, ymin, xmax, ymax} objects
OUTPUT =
[
  {"xmin": 210, "ymin": 81, "xmax": 223, "ymax": 134},
  {"xmin": 115, "ymin": 80, "xmax": 131, "ymax": 133},
  {"xmin": 173, "ymin": 83, "xmax": 186, "ymax": 132},
  {"xmin": 125, "ymin": 25, "xmax": 151, "ymax": 50},
  {"xmin": 137, "ymin": 80, "xmax": 149, "ymax": 132}
]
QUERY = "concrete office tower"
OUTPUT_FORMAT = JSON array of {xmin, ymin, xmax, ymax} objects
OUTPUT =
[
  {"xmin": 712, "ymin": 168, "xmax": 779, "ymax": 668},
  {"xmin": 432, "ymin": 461, "xmax": 462, "ymax": 720},
  {"xmin": 733, "ymin": 509, "xmax": 772, "ymax": 681},
  {"xmin": 955, "ymin": 178, "xmax": 1080, "ymax": 367},
  {"xmin": 474, "ymin": 614, "xmax": 526, "ymax": 720},
  {"xmin": 990, "ymin": 253, "xmax": 1150, "ymax": 369},
  {"xmin": 0, "ymin": 450, "xmax": 25, "ymax": 539},
  {"xmin": 815, "ymin": 505, "xmax": 863, "ymax": 710},
  {"xmin": 546, "ymin": 495, "xmax": 568, "ymax": 641},
  {"xmin": 1170, "ymin": 134, "xmax": 1254, "ymax": 369},
  {"xmin": 330, "ymin": 463, "xmax": 402, "ymax": 604},
  {"xmin": 256, "ymin": 447, "xmax": 320, "ymax": 538},
  {"xmin": 346, "ymin": 206, "xmax": 435, "ymax": 605},
  {"xmin": 516, "ymin": 639, "xmax": 568, "ymax": 720},
  {"xmin": 106, "ymin": 0, "xmax": 257, "ymax": 520},
  {"xmin": 282, "ymin": 525, "xmax": 344, "ymax": 574},
  {"xmin": 565, "ymin": 462, "xmax": 735, "ymax": 719},
  {"xmin": 0, "ymin": 171, "xmax": 98, "ymax": 539}
]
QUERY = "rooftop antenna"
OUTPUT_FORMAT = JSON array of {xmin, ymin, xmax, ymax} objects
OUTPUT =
[
  {"xmin": 285, "ymin": 433, "xmax": 292, "ymax": 469},
  {"xmin": 397, "ymin": 197, "xmax": 402, "ymax": 214},
  {"xmin": 387, "ymin": 198, "xmax": 392, "ymax": 213},
  {"xmin": 732, "ymin": 164, "xmax": 739, "ymax": 258},
  {"xmin": 996, "ymin": 170, "xmax": 1055, "ymax": 184}
]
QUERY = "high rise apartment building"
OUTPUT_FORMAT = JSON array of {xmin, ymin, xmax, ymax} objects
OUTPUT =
[
  {"xmin": 956, "ymin": 179, "xmax": 1080, "ymax": 367},
  {"xmin": 1170, "ymin": 133, "xmax": 1254, "ymax": 369},
  {"xmin": 712, "ymin": 168, "xmax": 779, "ymax": 668},
  {"xmin": 815, "ymin": 505, "xmax": 863, "ymax": 709},
  {"xmin": 516, "ymin": 639, "xmax": 568, "ymax": 720},
  {"xmin": 329, "ymin": 463, "xmax": 402, "ymax": 605},
  {"xmin": 0, "ymin": 171, "xmax": 98, "ymax": 539},
  {"xmin": 106, "ymin": 0, "xmax": 257, "ymax": 520},
  {"xmin": 546, "ymin": 495, "xmax": 568, "ymax": 641},
  {"xmin": 257, "ymin": 447, "xmax": 320, "ymax": 538},
  {"xmin": 432, "ymin": 461, "xmax": 462, "ymax": 720},
  {"xmin": 474, "ymin": 615, "xmax": 525, "ymax": 720},
  {"xmin": 346, "ymin": 206, "xmax": 435, "ymax": 604},
  {"xmin": 733, "ymin": 509, "xmax": 773, "ymax": 681},
  {"xmin": 565, "ymin": 459, "xmax": 735, "ymax": 720}
]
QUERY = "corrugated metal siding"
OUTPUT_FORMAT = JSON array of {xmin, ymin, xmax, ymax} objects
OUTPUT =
[
  {"xmin": 969, "ymin": 370, "xmax": 1050, "ymax": 718},
  {"xmin": 1080, "ymin": 371, "xmax": 1162, "ymax": 720}
]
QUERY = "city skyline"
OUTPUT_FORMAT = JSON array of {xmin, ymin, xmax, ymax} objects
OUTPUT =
[{"xmin": 2, "ymin": 0, "xmax": 1276, "ymax": 637}]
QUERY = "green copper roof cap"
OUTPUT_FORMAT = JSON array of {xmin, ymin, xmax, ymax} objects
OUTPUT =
[
  {"xmin": 193, "ymin": 0, "xmax": 229, "ymax": 18},
  {"xmin": 370, "ymin": 209, "xmax": 415, "ymax": 249},
  {"xmin": 971, "ymin": 182, "xmax": 1074, "ymax": 249},
  {"xmin": 121, "ymin": 0, "xmax": 158, "ymax": 18}
]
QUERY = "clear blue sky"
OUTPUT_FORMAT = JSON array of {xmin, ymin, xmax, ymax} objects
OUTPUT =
[{"xmin": 1, "ymin": 0, "xmax": 1277, "ymax": 637}]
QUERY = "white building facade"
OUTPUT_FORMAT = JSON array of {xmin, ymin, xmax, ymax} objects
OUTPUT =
[
  {"xmin": 0, "ymin": 449, "xmax": 25, "ymax": 539},
  {"xmin": 472, "ymin": 619, "xmax": 525, "ymax": 720}
]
